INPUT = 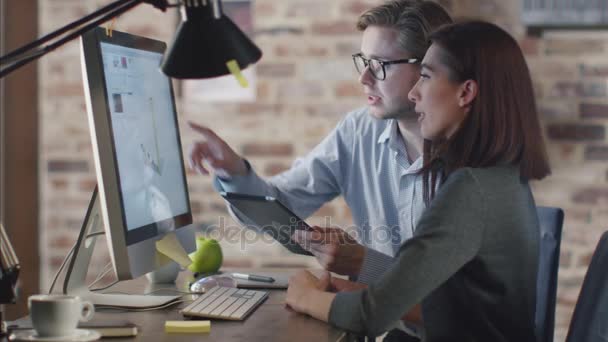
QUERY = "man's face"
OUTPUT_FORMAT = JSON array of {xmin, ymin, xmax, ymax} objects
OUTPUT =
[{"xmin": 358, "ymin": 26, "xmax": 421, "ymax": 120}]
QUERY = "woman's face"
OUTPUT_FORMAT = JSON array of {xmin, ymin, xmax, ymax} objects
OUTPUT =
[{"xmin": 408, "ymin": 44, "xmax": 475, "ymax": 141}]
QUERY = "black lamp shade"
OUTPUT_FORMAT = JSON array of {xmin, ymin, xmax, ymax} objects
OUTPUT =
[{"xmin": 161, "ymin": 4, "xmax": 262, "ymax": 79}]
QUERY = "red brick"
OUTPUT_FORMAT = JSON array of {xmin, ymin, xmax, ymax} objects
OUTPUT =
[
  {"xmin": 312, "ymin": 20, "xmax": 354, "ymax": 35},
  {"xmin": 209, "ymin": 202, "xmax": 229, "ymax": 213},
  {"xmin": 580, "ymin": 103, "xmax": 608, "ymax": 119},
  {"xmin": 286, "ymin": 3, "xmax": 329, "ymax": 18},
  {"xmin": 242, "ymin": 143, "xmax": 294, "ymax": 157},
  {"xmin": 336, "ymin": 40, "xmax": 361, "ymax": 55},
  {"xmin": 51, "ymin": 179, "xmax": 69, "ymax": 190},
  {"xmin": 190, "ymin": 200, "xmax": 203, "ymax": 214},
  {"xmin": 577, "ymin": 251, "xmax": 594, "ymax": 267},
  {"xmin": 334, "ymin": 81, "xmax": 362, "ymax": 98},
  {"xmin": 256, "ymin": 26, "xmax": 304, "ymax": 36},
  {"xmin": 274, "ymin": 43, "xmax": 329, "ymax": 57},
  {"xmin": 558, "ymin": 144, "xmax": 578, "ymax": 159},
  {"xmin": 550, "ymin": 82, "xmax": 581, "ymax": 98},
  {"xmin": 50, "ymin": 236, "xmax": 75, "ymax": 249},
  {"xmin": 79, "ymin": 178, "xmax": 97, "ymax": 192},
  {"xmin": 277, "ymin": 81, "xmax": 324, "ymax": 98},
  {"xmin": 341, "ymin": 1, "xmax": 376, "ymax": 16},
  {"xmin": 545, "ymin": 39, "xmax": 605, "ymax": 56},
  {"xmin": 571, "ymin": 187, "xmax": 608, "ymax": 205},
  {"xmin": 46, "ymin": 83, "xmax": 83, "ymax": 97},
  {"xmin": 255, "ymin": 2, "xmax": 277, "ymax": 17},
  {"xmin": 585, "ymin": 145, "xmax": 608, "ymax": 161},
  {"xmin": 519, "ymin": 36, "xmax": 539, "ymax": 56},
  {"xmin": 538, "ymin": 105, "xmax": 576, "ymax": 120},
  {"xmin": 559, "ymin": 250, "xmax": 571, "ymax": 268},
  {"xmin": 47, "ymin": 160, "xmax": 89, "ymax": 173},
  {"xmin": 237, "ymin": 103, "xmax": 282, "ymax": 115},
  {"xmin": 257, "ymin": 63, "xmax": 295, "ymax": 78},
  {"xmin": 580, "ymin": 64, "xmax": 608, "ymax": 77},
  {"xmin": 546, "ymin": 124, "xmax": 605, "ymax": 141},
  {"xmin": 257, "ymin": 81, "xmax": 271, "ymax": 100},
  {"xmin": 264, "ymin": 162, "xmax": 289, "ymax": 176}
]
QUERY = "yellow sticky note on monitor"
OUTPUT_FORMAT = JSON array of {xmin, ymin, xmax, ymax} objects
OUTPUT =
[
  {"xmin": 165, "ymin": 320, "xmax": 210, "ymax": 333},
  {"xmin": 156, "ymin": 233, "xmax": 192, "ymax": 268},
  {"xmin": 226, "ymin": 60, "xmax": 249, "ymax": 88}
]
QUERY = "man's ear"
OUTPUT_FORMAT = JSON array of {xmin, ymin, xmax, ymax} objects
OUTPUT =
[{"xmin": 458, "ymin": 79, "xmax": 478, "ymax": 109}]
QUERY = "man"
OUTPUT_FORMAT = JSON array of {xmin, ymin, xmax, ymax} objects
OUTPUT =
[{"xmin": 189, "ymin": 0, "xmax": 452, "ymax": 284}]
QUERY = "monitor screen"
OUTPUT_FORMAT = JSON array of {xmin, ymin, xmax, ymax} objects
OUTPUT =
[
  {"xmin": 80, "ymin": 27, "xmax": 195, "ymax": 281},
  {"xmin": 99, "ymin": 42, "xmax": 189, "ymax": 234}
]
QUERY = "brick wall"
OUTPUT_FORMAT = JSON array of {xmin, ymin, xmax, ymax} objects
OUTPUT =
[{"xmin": 38, "ymin": 0, "xmax": 608, "ymax": 340}]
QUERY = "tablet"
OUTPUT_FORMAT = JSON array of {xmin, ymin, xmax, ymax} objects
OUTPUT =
[{"xmin": 220, "ymin": 192, "xmax": 313, "ymax": 256}]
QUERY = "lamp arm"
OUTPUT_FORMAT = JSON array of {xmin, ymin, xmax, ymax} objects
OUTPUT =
[
  {"xmin": 0, "ymin": 0, "xmax": 135, "ymax": 65},
  {"xmin": 0, "ymin": 0, "xmax": 171, "ymax": 79}
]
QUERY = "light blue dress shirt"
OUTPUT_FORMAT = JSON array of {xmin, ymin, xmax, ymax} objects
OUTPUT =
[{"xmin": 214, "ymin": 107, "xmax": 426, "ymax": 284}]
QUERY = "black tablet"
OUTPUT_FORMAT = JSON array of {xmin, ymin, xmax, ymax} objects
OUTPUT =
[{"xmin": 220, "ymin": 192, "xmax": 313, "ymax": 256}]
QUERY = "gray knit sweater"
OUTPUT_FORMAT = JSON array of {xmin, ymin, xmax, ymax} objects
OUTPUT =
[{"xmin": 329, "ymin": 166, "xmax": 539, "ymax": 341}]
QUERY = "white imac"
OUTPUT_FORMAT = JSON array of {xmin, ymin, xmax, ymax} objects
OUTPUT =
[{"xmin": 62, "ymin": 27, "xmax": 197, "ymax": 308}]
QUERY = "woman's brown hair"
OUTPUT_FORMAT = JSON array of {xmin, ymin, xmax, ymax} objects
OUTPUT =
[{"xmin": 421, "ymin": 21, "xmax": 551, "ymax": 204}]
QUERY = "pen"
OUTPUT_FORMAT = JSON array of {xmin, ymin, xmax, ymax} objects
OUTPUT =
[{"xmin": 232, "ymin": 273, "xmax": 275, "ymax": 283}]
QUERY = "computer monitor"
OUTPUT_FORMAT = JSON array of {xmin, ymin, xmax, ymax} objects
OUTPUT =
[{"xmin": 62, "ymin": 27, "xmax": 197, "ymax": 308}]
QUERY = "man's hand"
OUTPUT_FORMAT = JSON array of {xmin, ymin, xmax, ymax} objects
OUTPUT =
[
  {"xmin": 293, "ymin": 226, "xmax": 366, "ymax": 277},
  {"xmin": 188, "ymin": 121, "xmax": 248, "ymax": 178}
]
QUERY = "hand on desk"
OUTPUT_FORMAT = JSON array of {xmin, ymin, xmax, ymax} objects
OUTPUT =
[
  {"xmin": 293, "ymin": 226, "xmax": 366, "ymax": 277},
  {"xmin": 188, "ymin": 121, "xmax": 249, "ymax": 178},
  {"xmin": 285, "ymin": 270, "xmax": 335, "ymax": 321}
]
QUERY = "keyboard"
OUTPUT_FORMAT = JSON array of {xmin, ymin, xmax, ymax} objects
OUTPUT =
[{"xmin": 181, "ymin": 286, "xmax": 268, "ymax": 321}]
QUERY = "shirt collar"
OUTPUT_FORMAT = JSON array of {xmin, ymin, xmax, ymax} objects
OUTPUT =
[{"xmin": 377, "ymin": 119, "xmax": 396, "ymax": 144}]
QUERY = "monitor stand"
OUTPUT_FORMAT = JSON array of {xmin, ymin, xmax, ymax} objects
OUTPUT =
[{"xmin": 62, "ymin": 186, "xmax": 180, "ymax": 308}]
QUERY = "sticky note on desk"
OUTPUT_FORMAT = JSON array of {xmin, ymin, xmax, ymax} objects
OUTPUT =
[{"xmin": 165, "ymin": 320, "xmax": 211, "ymax": 333}]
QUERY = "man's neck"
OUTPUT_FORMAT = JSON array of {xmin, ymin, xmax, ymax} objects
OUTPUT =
[{"xmin": 396, "ymin": 118, "xmax": 423, "ymax": 162}]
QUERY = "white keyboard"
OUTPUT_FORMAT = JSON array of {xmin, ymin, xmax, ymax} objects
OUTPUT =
[{"xmin": 181, "ymin": 286, "xmax": 268, "ymax": 321}]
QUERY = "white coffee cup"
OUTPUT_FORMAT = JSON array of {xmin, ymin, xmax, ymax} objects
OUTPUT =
[{"xmin": 28, "ymin": 294, "xmax": 94, "ymax": 337}]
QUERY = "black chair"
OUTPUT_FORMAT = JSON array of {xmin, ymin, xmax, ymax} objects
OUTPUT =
[
  {"xmin": 565, "ymin": 231, "xmax": 608, "ymax": 342},
  {"xmin": 535, "ymin": 207, "xmax": 564, "ymax": 342}
]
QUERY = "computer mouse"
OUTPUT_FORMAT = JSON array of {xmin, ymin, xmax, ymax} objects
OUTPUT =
[
  {"xmin": 189, "ymin": 275, "xmax": 236, "ymax": 294},
  {"xmin": 189, "ymin": 280, "xmax": 207, "ymax": 294}
]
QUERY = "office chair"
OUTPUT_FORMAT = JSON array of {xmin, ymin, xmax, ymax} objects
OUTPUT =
[
  {"xmin": 565, "ymin": 230, "xmax": 608, "ymax": 342},
  {"xmin": 535, "ymin": 206, "xmax": 564, "ymax": 342}
]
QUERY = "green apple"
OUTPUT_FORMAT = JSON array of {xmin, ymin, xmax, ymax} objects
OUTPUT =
[{"xmin": 188, "ymin": 237, "xmax": 223, "ymax": 274}]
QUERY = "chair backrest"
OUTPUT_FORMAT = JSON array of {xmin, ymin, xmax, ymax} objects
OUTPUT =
[
  {"xmin": 535, "ymin": 206, "xmax": 564, "ymax": 342},
  {"xmin": 565, "ymin": 231, "xmax": 608, "ymax": 342}
]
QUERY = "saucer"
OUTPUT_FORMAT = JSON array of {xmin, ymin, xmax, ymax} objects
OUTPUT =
[{"xmin": 9, "ymin": 329, "xmax": 101, "ymax": 341}]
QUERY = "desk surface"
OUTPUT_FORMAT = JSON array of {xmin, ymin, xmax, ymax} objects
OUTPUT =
[{"xmin": 4, "ymin": 270, "xmax": 347, "ymax": 342}]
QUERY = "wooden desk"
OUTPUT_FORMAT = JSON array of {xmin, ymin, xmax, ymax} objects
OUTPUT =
[{"xmin": 4, "ymin": 271, "xmax": 348, "ymax": 341}]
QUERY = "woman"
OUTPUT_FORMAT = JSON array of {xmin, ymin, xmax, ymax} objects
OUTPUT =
[{"xmin": 286, "ymin": 21, "xmax": 550, "ymax": 341}]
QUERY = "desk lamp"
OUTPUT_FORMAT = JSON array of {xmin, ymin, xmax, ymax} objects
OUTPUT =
[{"xmin": 0, "ymin": 0, "xmax": 262, "ymax": 79}]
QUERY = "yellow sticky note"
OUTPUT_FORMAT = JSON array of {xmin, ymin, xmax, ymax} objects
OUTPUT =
[
  {"xmin": 165, "ymin": 320, "xmax": 211, "ymax": 333},
  {"xmin": 156, "ymin": 233, "xmax": 192, "ymax": 268},
  {"xmin": 226, "ymin": 60, "xmax": 249, "ymax": 88}
]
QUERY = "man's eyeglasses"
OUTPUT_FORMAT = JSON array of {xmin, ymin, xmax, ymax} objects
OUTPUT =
[{"xmin": 352, "ymin": 53, "xmax": 419, "ymax": 81}]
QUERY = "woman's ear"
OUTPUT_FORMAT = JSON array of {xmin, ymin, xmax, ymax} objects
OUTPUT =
[{"xmin": 458, "ymin": 79, "xmax": 478, "ymax": 109}]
